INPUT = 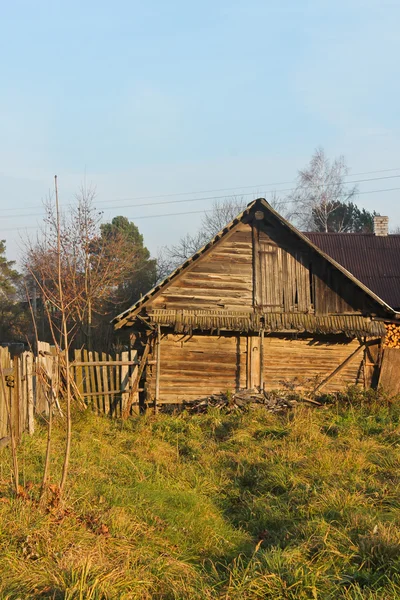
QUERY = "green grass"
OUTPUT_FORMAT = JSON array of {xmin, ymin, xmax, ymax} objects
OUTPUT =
[{"xmin": 1, "ymin": 388, "xmax": 400, "ymax": 599}]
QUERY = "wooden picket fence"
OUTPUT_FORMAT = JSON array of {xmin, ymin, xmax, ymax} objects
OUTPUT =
[
  {"xmin": 0, "ymin": 346, "xmax": 35, "ymax": 443},
  {"xmin": 0, "ymin": 343, "xmax": 141, "ymax": 447},
  {"xmin": 71, "ymin": 349, "xmax": 139, "ymax": 417}
]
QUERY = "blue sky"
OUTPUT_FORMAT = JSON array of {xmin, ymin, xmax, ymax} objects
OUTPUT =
[{"xmin": 1, "ymin": 0, "xmax": 400, "ymax": 261}]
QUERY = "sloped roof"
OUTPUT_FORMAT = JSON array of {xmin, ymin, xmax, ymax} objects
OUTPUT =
[
  {"xmin": 113, "ymin": 198, "xmax": 397, "ymax": 330},
  {"xmin": 305, "ymin": 233, "xmax": 400, "ymax": 310}
]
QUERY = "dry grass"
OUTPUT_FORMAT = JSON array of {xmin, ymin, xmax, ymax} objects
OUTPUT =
[{"xmin": 0, "ymin": 387, "xmax": 400, "ymax": 599}]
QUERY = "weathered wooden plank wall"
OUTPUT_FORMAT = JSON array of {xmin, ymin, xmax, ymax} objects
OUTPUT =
[
  {"xmin": 261, "ymin": 336, "xmax": 365, "ymax": 392},
  {"xmin": 146, "ymin": 333, "xmax": 247, "ymax": 404},
  {"xmin": 145, "ymin": 332, "xmax": 373, "ymax": 404}
]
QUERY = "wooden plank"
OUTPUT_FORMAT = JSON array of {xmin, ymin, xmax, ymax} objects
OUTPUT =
[
  {"xmin": 26, "ymin": 352, "xmax": 34, "ymax": 435},
  {"xmin": 0, "ymin": 348, "xmax": 9, "ymax": 439},
  {"xmin": 71, "ymin": 360, "xmax": 139, "ymax": 367},
  {"xmin": 117, "ymin": 353, "xmax": 123, "ymax": 417},
  {"xmin": 120, "ymin": 351, "xmax": 130, "ymax": 415},
  {"xmin": 260, "ymin": 328, "xmax": 264, "ymax": 390},
  {"xmin": 102, "ymin": 352, "xmax": 111, "ymax": 415},
  {"xmin": 74, "ymin": 349, "xmax": 84, "ymax": 395},
  {"xmin": 83, "ymin": 349, "xmax": 92, "ymax": 410},
  {"xmin": 252, "ymin": 221, "xmax": 261, "ymax": 308},
  {"xmin": 94, "ymin": 351, "xmax": 103, "ymax": 414},
  {"xmin": 378, "ymin": 348, "xmax": 400, "ymax": 395},
  {"xmin": 154, "ymin": 325, "xmax": 161, "ymax": 412}
]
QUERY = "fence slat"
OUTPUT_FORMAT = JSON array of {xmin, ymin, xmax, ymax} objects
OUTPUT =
[
  {"xmin": 102, "ymin": 352, "xmax": 111, "ymax": 416},
  {"xmin": 26, "ymin": 353, "xmax": 34, "ymax": 435}
]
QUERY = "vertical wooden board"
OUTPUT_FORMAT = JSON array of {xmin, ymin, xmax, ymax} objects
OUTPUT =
[
  {"xmin": 0, "ymin": 348, "xmax": 8, "ymax": 439},
  {"xmin": 364, "ymin": 342, "xmax": 380, "ymax": 389},
  {"xmin": 101, "ymin": 352, "xmax": 111, "ymax": 416},
  {"xmin": 9, "ymin": 357, "xmax": 18, "ymax": 442},
  {"xmin": 88, "ymin": 351, "xmax": 97, "ymax": 413},
  {"xmin": 26, "ymin": 352, "xmax": 34, "ymax": 435},
  {"xmin": 282, "ymin": 250, "xmax": 291, "ymax": 311},
  {"xmin": 120, "ymin": 351, "xmax": 129, "ymax": 415},
  {"xmin": 94, "ymin": 351, "xmax": 103, "ymax": 414},
  {"xmin": 252, "ymin": 222, "xmax": 261, "ymax": 307},
  {"xmin": 45, "ymin": 352, "xmax": 52, "ymax": 417},
  {"xmin": 110, "ymin": 354, "xmax": 117, "ymax": 417},
  {"xmin": 116, "ymin": 353, "xmax": 122, "ymax": 417},
  {"xmin": 246, "ymin": 336, "xmax": 252, "ymax": 388},
  {"xmin": 259, "ymin": 330, "xmax": 265, "ymax": 390},
  {"xmin": 16, "ymin": 356, "xmax": 24, "ymax": 439},
  {"xmin": 74, "ymin": 349, "xmax": 84, "ymax": 395},
  {"xmin": 129, "ymin": 349, "xmax": 139, "ymax": 415},
  {"xmin": 295, "ymin": 253, "xmax": 305, "ymax": 311},
  {"xmin": 83, "ymin": 349, "xmax": 91, "ymax": 410},
  {"xmin": 252, "ymin": 336, "xmax": 260, "ymax": 390},
  {"xmin": 378, "ymin": 348, "xmax": 400, "ymax": 395}
]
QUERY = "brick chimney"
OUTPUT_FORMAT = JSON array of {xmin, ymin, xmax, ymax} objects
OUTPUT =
[{"xmin": 374, "ymin": 215, "xmax": 389, "ymax": 236}]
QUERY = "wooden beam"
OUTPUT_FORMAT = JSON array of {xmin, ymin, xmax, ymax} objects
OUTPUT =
[
  {"xmin": 71, "ymin": 360, "xmax": 139, "ymax": 367},
  {"xmin": 314, "ymin": 343, "xmax": 365, "ymax": 394}
]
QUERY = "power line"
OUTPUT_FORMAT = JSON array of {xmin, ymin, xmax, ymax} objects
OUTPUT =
[
  {"xmin": 2, "ymin": 173, "xmax": 400, "ymax": 219},
  {"xmin": 72, "ymin": 166, "xmax": 400, "ymax": 204},
  {"xmin": 2, "ymin": 185, "xmax": 400, "ymax": 232}
]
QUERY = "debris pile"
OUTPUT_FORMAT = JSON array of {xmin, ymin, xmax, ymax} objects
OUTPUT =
[{"xmin": 182, "ymin": 389, "xmax": 301, "ymax": 414}]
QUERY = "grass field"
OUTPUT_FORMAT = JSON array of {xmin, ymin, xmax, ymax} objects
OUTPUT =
[{"xmin": 0, "ymin": 388, "xmax": 400, "ymax": 599}]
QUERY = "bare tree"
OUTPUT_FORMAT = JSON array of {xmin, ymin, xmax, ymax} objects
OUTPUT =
[
  {"xmin": 158, "ymin": 197, "xmax": 247, "ymax": 277},
  {"xmin": 24, "ymin": 179, "xmax": 145, "ymax": 496},
  {"xmin": 288, "ymin": 147, "xmax": 358, "ymax": 232},
  {"xmin": 25, "ymin": 186, "xmax": 141, "ymax": 349}
]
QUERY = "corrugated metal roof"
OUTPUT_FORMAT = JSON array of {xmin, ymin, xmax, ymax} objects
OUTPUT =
[{"xmin": 305, "ymin": 233, "xmax": 400, "ymax": 310}]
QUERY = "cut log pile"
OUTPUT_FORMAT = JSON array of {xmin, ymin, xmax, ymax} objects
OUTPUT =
[
  {"xmin": 176, "ymin": 389, "xmax": 301, "ymax": 414},
  {"xmin": 384, "ymin": 324, "xmax": 400, "ymax": 348}
]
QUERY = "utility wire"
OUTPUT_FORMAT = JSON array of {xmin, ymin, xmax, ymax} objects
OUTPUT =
[
  {"xmin": 1, "ymin": 173, "xmax": 400, "ymax": 219},
  {"xmin": 2, "ymin": 185, "xmax": 400, "ymax": 233}
]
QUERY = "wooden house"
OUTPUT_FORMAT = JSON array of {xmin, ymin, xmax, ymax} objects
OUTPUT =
[{"xmin": 113, "ymin": 198, "xmax": 399, "ymax": 407}]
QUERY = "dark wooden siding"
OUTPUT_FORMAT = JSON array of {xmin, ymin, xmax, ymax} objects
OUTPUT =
[{"xmin": 255, "ymin": 219, "xmax": 377, "ymax": 315}]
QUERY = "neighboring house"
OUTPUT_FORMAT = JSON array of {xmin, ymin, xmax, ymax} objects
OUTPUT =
[
  {"xmin": 113, "ymin": 198, "xmax": 399, "ymax": 407},
  {"xmin": 305, "ymin": 217, "xmax": 400, "ymax": 311}
]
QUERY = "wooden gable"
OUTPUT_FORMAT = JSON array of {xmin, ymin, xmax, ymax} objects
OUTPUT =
[
  {"xmin": 149, "ymin": 222, "xmax": 254, "ymax": 311},
  {"xmin": 148, "ymin": 207, "xmax": 386, "ymax": 317},
  {"xmin": 114, "ymin": 198, "xmax": 395, "ymax": 331}
]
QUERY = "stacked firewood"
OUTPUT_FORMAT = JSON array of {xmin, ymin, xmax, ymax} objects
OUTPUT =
[
  {"xmin": 384, "ymin": 324, "xmax": 400, "ymax": 348},
  {"xmin": 182, "ymin": 389, "xmax": 299, "ymax": 414}
]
